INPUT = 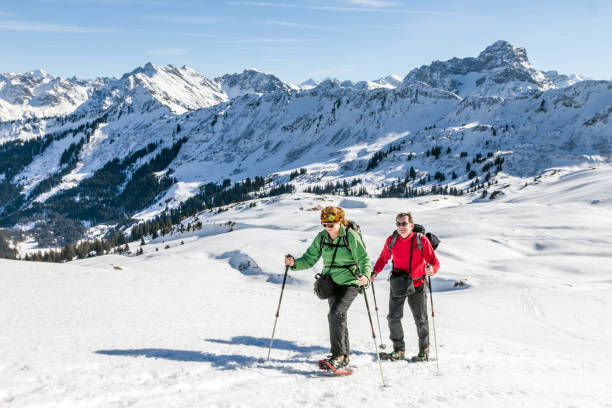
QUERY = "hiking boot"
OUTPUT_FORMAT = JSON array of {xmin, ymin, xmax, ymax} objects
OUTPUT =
[
  {"xmin": 319, "ymin": 354, "xmax": 346, "ymax": 370},
  {"xmin": 411, "ymin": 348, "xmax": 429, "ymax": 362},
  {"xmin": 379, "ymin": 349, "xmax": 405, "ymax": 361}
]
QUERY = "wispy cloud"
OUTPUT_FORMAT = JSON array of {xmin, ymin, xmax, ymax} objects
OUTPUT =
[
  {"xmin": 170, "ymin": 31, "xmax": 324, "ymax": 44},
  {"xmin": 252, "ymin": 19, "xmax": 327, "ymax": 29},
  {"xmin": 253, "ymin": 19, "xmax": 407, "ymax": 32},
  {"xmin": 0, "ymin": 20, "xmax": 120, "ymax": 33},
  {"xmin": 148, "ymin": 48, "xmax": 188, "ymax": 56},
  {"xmin": 258, "ymin": 57, "xmax": 304, "ymax": 63},
  {"xmin": 228, "ymin": 1, "xmax": 452, "ymax": 14},
  {"xmin": 225, "ymin": 37, "xmax": 324, "ymax": 44},
  {"xmin": 169, "ymin": 32, "xmax": 218, "ymax": 38},
  {"xmin": 140, "ymin": 15, "xmax": 222, "ymax": 24},
  {"xmin": 39, "ymin": 0, "xmax": 167, "ymax": 5},
  {"xmin": 0, "ymin": 10, "xmax": 18, "ymax": 17},
  {"xmin": 341, "ymin": 0, "xmax": 399, "ymax": 7}
]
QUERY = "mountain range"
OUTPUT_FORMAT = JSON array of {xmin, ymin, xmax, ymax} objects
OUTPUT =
[{"xmin": 0, "ymin": 40, "xmax": 610, "ymax": 247}]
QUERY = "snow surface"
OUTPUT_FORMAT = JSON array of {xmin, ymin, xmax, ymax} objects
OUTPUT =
[{"xmin": 2, "ymin": 166, "xmax": 612, "ymax": 407}]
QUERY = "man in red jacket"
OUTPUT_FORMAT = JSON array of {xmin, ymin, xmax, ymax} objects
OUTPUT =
[{"xmin": 371, "ymin": 212, "xmax": 440, "ymax": 362}]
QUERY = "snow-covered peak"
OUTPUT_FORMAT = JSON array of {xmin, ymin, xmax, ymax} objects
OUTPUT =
[
  {"xmin": 0, "ymin": 70, "xmax": 108, "ymax": 121},
  {"xmin": 372, "ymin": 74, "xmax": 403, "ymax": 88},
  {"xmin": 299, "ymin": 78, "xmax": 320, "ymax": 90},
  {"xmin": 344, "ymin": 75, "xmax": 404, "ymax": 90},
  {"xmin": 216, "ymin": 69, "xmax": 295, "ymax": 99},
  {"xmin": 543, "ymin": 70, "xmax": 587, "ymax": 88},
  {"xmin": 313, "ymin": 78, "xmax": 342, "ymax": 92},
  {"xmin": 299, "ymin": 77, "xmax": 343, "ymax": 90},
  {"xmin": 83, "ymin": 63, "xmax": 228, "ymax": 115},
  {"xmin": 403, "ymin": 40, "xmax": 555, "ymax": 97},
  {"xmin": 477, "ymin": 40, "xmax": 530, "ymax": 68}
]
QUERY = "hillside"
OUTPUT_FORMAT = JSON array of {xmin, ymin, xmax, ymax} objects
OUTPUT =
[
  {"xmin": 0, "ymin": 41, "xmax": 610, "ymax": 248},
  {"xmin": 1, "ymin": 166, "xmax": 611, "ymax": 407}
]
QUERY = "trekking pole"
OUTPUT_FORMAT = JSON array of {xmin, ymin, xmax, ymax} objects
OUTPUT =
[
  {"xmin": 361, "ymin": 282, "xmax": 388, "ymax": 387},
  {"xmin": 370, "ymin": 280, "xmax": 386, "ymax": 349},
  {"xmin": 266, "ymin": 264, "xmax": 290, "ymax": 361},
  {"xmin": 427, "ymin": 275, "xmax": 440, "ymax": 374}
]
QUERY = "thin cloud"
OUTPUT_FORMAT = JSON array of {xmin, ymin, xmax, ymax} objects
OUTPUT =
[
  {"xmin": 254, "ymin": 19, "xmax": 408, "ymax": 32},
  {"xmin": 0, "ymin": 10, "xmax": 18, "ymax": 17},
  {"xmin": 253, "ymin": 19, "xmax": 326, "ymax": 29},
  {"xmin": 0, "ymin": 20, "xmax": 120, "ymax": 33},
  {"xmin": 169, "ymin": 32, "xmax": 219, "ymax": 38},
  {"xmin": 169, "ymin": 32, "xmax": 324, "ymax": 43},
  {"xmin": 258, "ymin": 57, "xmax": 304, "ymax": 63},
  {"xmin": 342, "ymin": 0, "xmax": 399, "ymax": 7},
  {"xmin": 148, "ymin": 48, "xmax": 188, "ymax": 56},
  {"xmin": 39, "ymin": 0, "xmax": 168, "ymax": 5},
  {"xmin": 228, "ymin": 1, "xmax": 453, "ymax": 14},
  {"xmin": 140, "ymin": 15, "xmax": 222, "ymax": 24},
  {"xmin": 226, "ymin": 37, "xmax": 324, "ymax": 44}
]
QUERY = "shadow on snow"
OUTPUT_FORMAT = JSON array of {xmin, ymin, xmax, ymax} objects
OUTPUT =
[
  {"xmin": 95, "ymin": 348, "xmax": 318, "ymax": 376},
  {"xmin": 96, "ymin": 336, "xmax": 370, "ymax": 376},
  {"xmin": 204, "ymin": 335, "xmax": 366, "ymax": 356}
]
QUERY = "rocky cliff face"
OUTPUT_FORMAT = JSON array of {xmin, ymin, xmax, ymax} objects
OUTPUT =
[{"xmin": 402, "ymin": 40, "xmax": 570, "ymax": 97}]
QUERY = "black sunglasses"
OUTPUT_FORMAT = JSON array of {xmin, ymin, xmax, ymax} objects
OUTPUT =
[{"xmin": 396, "ymin": 221, "xmax": 410, "ymax": 227}]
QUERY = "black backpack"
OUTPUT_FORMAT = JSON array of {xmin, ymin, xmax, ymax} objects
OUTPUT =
[{"xmin": 387, "ymin": 223, "xmax": 440, "ymax": 257}]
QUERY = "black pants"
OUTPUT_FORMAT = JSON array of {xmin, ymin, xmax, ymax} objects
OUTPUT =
[
  {"xmin": 327, "ymin": 283, "xmax": 360, "ymax": 357},
  {"xmin": 387, "ymin": 284, "xmax": 429, "ymax": 351}
]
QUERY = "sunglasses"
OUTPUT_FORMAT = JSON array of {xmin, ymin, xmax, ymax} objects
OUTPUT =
[
  {"xmin": 322, "ymin": 223, "xmax": 336, "ymax": 228},
  {"xmin": 396, "ymin": 221, "xmax": 410, "ymax": 227}
]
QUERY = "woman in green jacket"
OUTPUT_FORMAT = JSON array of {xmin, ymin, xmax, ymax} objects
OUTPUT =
[{"xmin": 284, "ymin": 206, "xmax": 371, "ymax": 371}]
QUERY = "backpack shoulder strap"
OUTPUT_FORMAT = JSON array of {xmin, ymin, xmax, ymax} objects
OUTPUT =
[
  {"xmin": 342, "ymin": 228, "xmax": 365, "ymax": 255},
  {"xmin": 417, "ymin": 232, "xmax": 423, "ymax": 256},
  {"xmin": 387, "ymin": 231, "xmax": 399, "ymax": 255},
  {"xmin": 416, "ymin": 233, "xmax": 424, "ymax": 257},
  {"xmin": 342, "ymin": 235, "xmax": 351, "ymax": 254}
]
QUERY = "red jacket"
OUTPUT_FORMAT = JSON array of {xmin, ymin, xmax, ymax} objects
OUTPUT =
[{"xmin": 373, "ymin": 232, "xmax": 440, "ymax": 287}]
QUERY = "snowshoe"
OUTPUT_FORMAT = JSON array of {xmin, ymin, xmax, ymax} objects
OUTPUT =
[
  {"xmin": 410, "ymin": 348, "xmax": 429, "ymax": 362},
  {"xmin": 318, "ymin": 355, "xmax": 353, "ymax": 375},
  {"xmin": 379, "ymin": 350, "xmax": 405, "ymax": 361}
]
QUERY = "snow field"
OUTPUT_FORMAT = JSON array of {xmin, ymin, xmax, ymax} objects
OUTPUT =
[{"xmin": 1, "ymin": 166, "xmax": 612, "ymax": 407}]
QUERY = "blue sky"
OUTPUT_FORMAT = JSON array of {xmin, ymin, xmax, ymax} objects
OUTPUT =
[{"xmin": 0, "ymin": 0, "xmax": 610, "ymax": 83}]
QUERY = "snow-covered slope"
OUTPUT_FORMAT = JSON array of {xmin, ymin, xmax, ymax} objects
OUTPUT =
[
  {"xmin": 0, "ymin": 70, "xmax": 108, "ymax": 121},
  {"xmin": 543, "ymin": 70, "xmax": 587, "ymax": 88},
  {"xmin": 216, "ymin": 68, "xmax": 298, "ymax": 99},
  {"xmin": 79, "ymin": 63, "xmax": 229, "ymax": 116},
  {"xmin": 301, "ymin": 75, "xmax": 403, "ymax": 91},
  {"xmin": 1, "ymin": 166, "xmax": 611, "ymax": 407},
  {"xmin": 0, "ymin": 41, "xmax": 610, "ymax": 245},
  {"xmin": 372, "ymin": 74, "xmax": 403, "ymax": 88}
]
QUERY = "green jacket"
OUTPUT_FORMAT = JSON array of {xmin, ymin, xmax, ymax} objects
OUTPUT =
[{"xmin": 292, "ymin": 224, "xmax": 372, "ymax": 286}]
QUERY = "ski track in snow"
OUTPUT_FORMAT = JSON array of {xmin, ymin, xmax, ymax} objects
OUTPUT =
[{"xmin": 2, "ymin": 167, "xmax": 612, "ymax": 407}]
